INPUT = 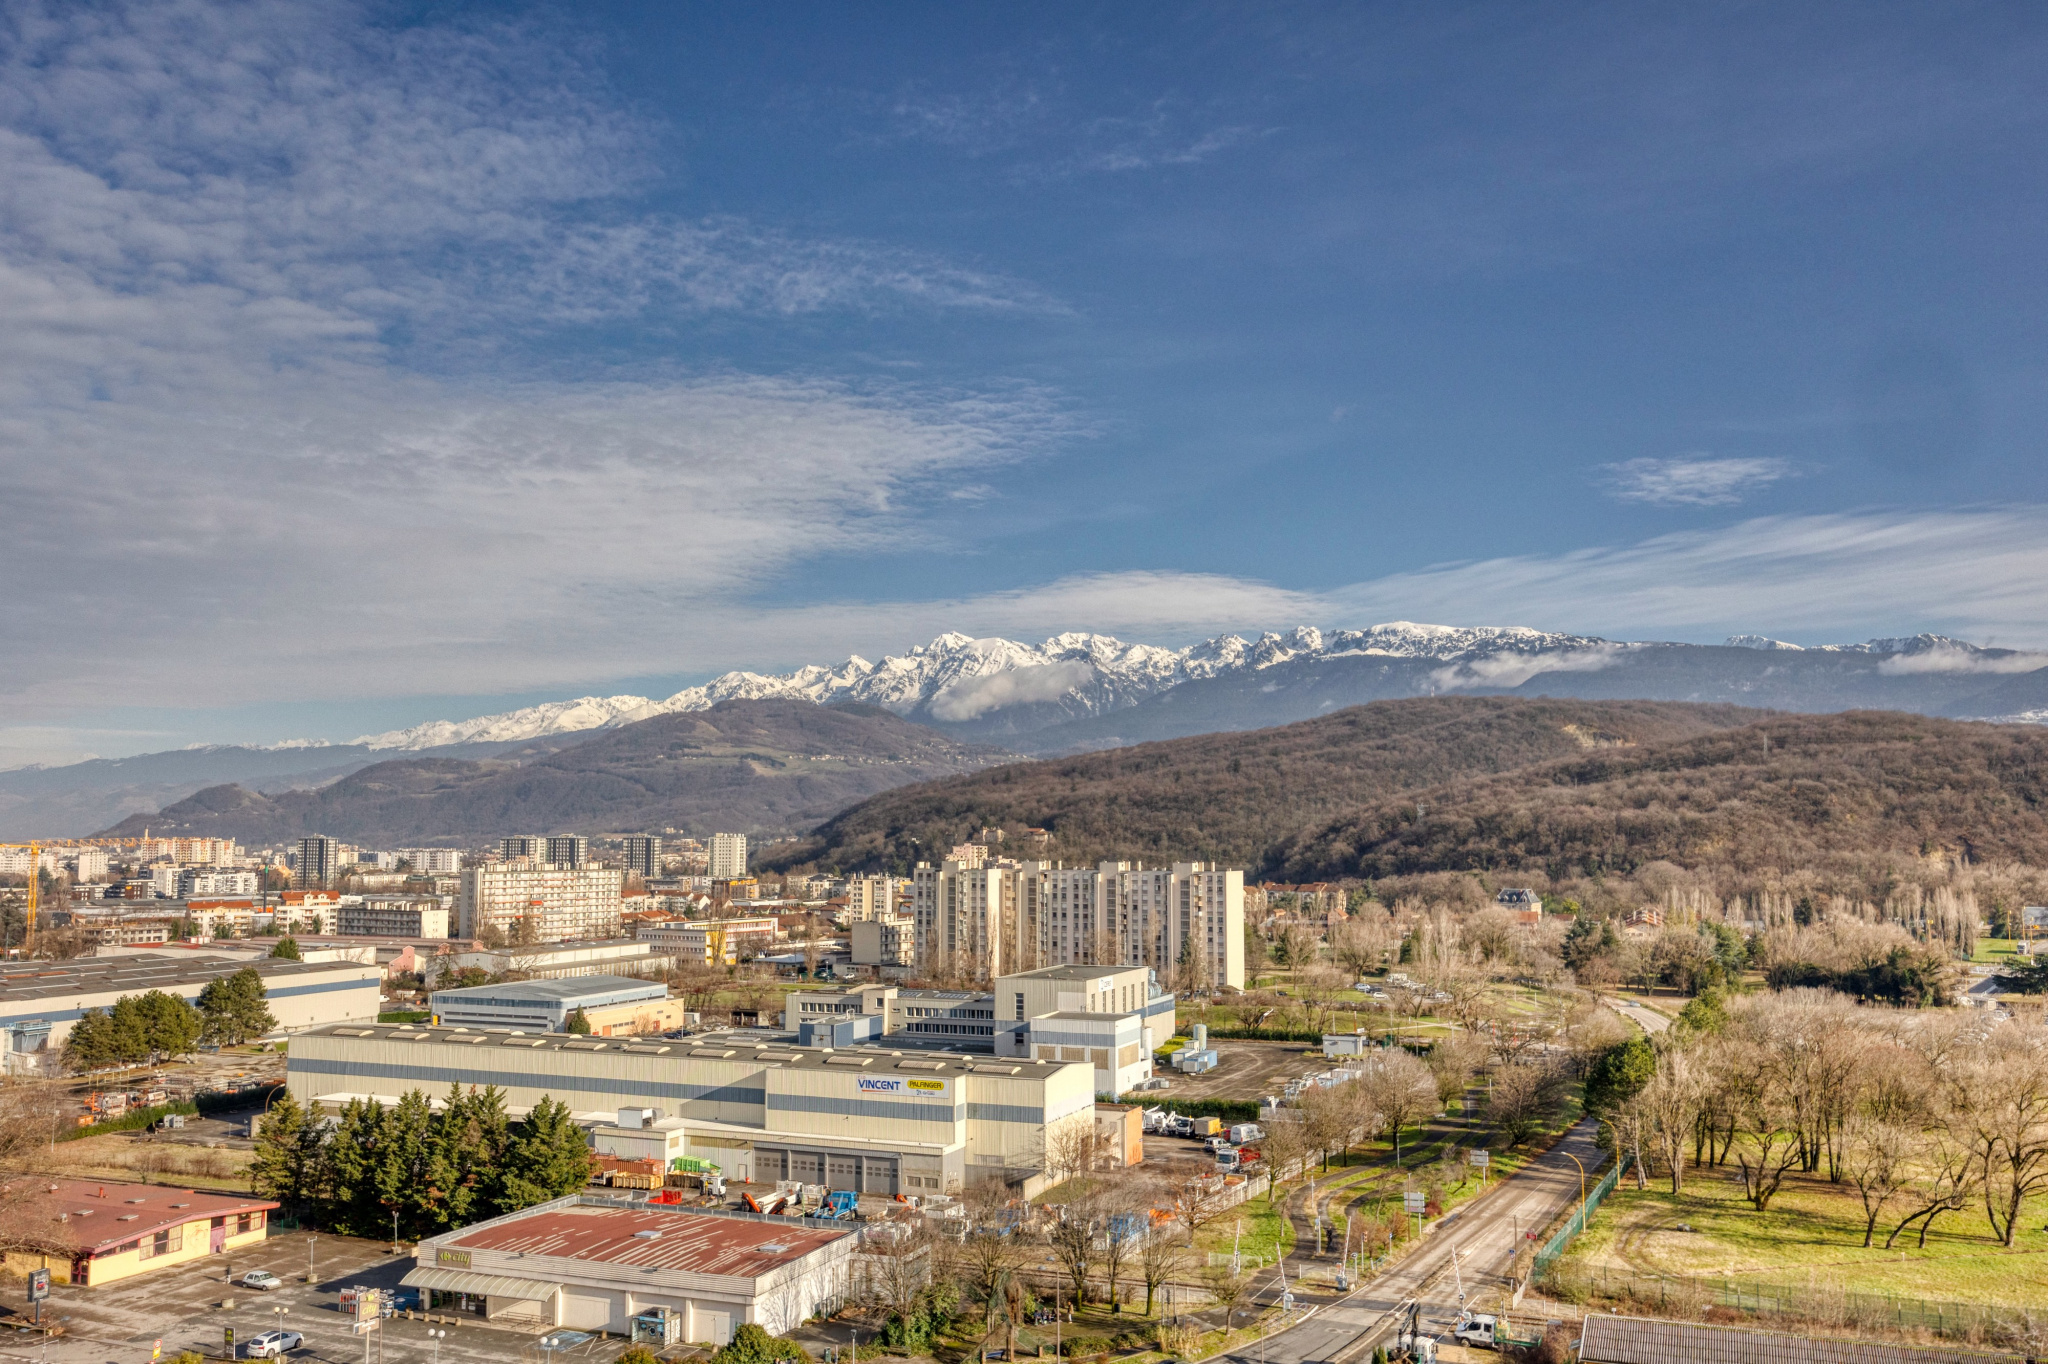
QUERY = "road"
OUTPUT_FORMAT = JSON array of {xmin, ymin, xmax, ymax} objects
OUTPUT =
[
  {"xmin": 1214, "ymin": 1118, "xmax": 1608, "ymax": 1363},
  {"xmin": 1609, "ymin": 998, "xmax": 1671, "ymax": 1035}
]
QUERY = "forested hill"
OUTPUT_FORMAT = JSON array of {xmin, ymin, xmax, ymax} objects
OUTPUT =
[
  {"xmin": 1270, "ymin": 709, "xmax": 2048, "ymax": 881},
  {"xmin": 759, "ymin": 696, "xmax": 1760, "ymax": 873}
]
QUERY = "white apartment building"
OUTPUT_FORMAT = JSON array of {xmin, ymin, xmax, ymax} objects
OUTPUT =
[
  {"xmin": 709, "ymin": 833, "xmax": 748, "ymax": 880},
  {"xmin": 845, "ymin": 876, "xmax": 896, "ymax": 922},
  {"xmin": 850, "ymin": 915, "xmax": 915, "ymax": 967},
  {"xmin": 177, "ymin": 869, "xmax": 261, "ymax": 898},
  {"xmin": 69, "ymin": 849, "xmax": 110, "ymax": 880},
  {"xmin": 913, "ymin": 859, "xmax": 1245, "ymax": 989},
  {"xmin": 0, "ymin": 848, "xmax": 61, "ymax": 876},
  {"xmin": 406, "ymin": 848, "xmax": 463, "ymax": 874},
  {"xmin": 458, "ymin": 864, "xmax": 625, "ymax": 942},
  {"xmin": 912, "ymin": 861, "xmax": 1016, "ymax": 980},
  {"xmin": 337, "ymin": 896, "xmax": 451, "ymax": 938}
]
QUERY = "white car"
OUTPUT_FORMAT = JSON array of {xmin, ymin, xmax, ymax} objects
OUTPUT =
[
  {"xmin": 245, "ymin": 1330, "xmax": 303, "ymax": 1358},
  {"xmin": 239, "ymin": 1270, "xmax": 282, "ymax": 1291}
]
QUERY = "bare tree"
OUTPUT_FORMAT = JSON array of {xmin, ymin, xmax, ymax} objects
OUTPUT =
[
  {"xmin": 1426, "ymin": 1031, "xmax": 1487, "ymax": 1111},
  {"xmin": 1840, "ymin": 1116, "xmax": 1915, "ymax": 1247},
  {"xmin": 1046, "ymin": 1187, "xmax": 1102, "ymax": 1306},
  {"xmin": 1489, "ymin": 1058, "xmax": 1569, "ymax": 1147},
  {"xmin": 1168, "ymin": 1169, "xmax": 1233, "ymax": 1246},
  {"xmin": 1640, "ymin": 1046, "xmax": 1706, "ymax": 1195},
  {"xmin": 1137, "ymin": 1211, "xmax": 1190, "ymax": 1317},
  {"xmin": 1360, "ymin": 1047, "xmax": 1438, "ymax": 1166}
]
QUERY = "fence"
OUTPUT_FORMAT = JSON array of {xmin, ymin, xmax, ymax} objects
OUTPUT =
[
  {"xmin": 1528, "ymin": 1154, "xmax": 1629, "ymax": 1280},
  {"xmin": 1543, "ymin": 1267, "xmax": 2041, "ymax": 1345}
]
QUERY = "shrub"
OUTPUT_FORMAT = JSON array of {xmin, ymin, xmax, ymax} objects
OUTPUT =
[{"xmin": 709, "ymin": 1324, "xmax": 805, "ymax": 1364}]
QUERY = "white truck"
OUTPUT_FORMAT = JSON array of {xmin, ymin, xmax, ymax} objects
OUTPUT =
[
  {"xmin": 1227, "ymin": 1122, "xmax": 1263, "ymax": 1144},
  {"xmin": 1451, "ymin": 1312, "xmax": 1500, "ymax": 1349}
]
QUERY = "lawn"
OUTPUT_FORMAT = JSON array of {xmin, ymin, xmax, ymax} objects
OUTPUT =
[
  {"xmin": 1193, "ymin": 1197, "xmax": 1293, "ymax": 1268},
  {"xmin": 1971, "ymin": 937, "xmax": 2028, "ymax": 965},
  {"xmin": 1557, "ymin": 1161, "xmax": 2048, "ymax": 1308}
]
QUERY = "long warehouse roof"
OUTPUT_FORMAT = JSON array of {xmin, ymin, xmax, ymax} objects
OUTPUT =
[{"xmin": 0, "ymin": 953, "xmax": 373, "ymax": 1003}]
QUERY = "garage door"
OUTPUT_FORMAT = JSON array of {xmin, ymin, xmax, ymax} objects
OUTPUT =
[
  {"xmin": 755, "ymin": 1149, "xmax": 787, "ymax": 1183},
  {"xmin": 860, "ymin": 1156, "xmax": 898, "ymax": 1195},
  {"xmin": 561, "ymin": 1294, "xmax": 612, "ymax": 1331},
  {"xmin": 827, "ymin": 1154, "xmax": 859, "ymax": 1189},
  {"xmin": 788, "ymin": 1151, "xmax": 824, "ymax": 1184}
]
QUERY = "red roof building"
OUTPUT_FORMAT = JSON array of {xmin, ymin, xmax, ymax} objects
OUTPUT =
[{"xmin": 0, "ymin": 1179, "xmax": 277, "ymax": 1287}]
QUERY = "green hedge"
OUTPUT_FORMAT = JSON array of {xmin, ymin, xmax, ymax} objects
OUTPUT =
[
  {"xmin": 1193, "ymin": 1026, "xmax": 1327, "ymax": 1043},
  {"xmin": 378, "ymin": 1010, "xmax": 429, "ymax": 1023},
  {"xmin": 61, "ymin": 1101, "xmax": 199, "ymax": 1142}
]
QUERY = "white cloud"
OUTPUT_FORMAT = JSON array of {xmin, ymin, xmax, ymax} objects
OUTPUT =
[
  {"xmin": 1428, "ymin": 647, "xmax": 1623, "ymax": 692},
  {"xmin": 1876, "ymin": 647, "xmax": 2046, "ymax": 675},
  {"xmin": 0, "ymin": 1, "xmax": 1062, "ymax": 725},
  {"xmin": 1601, "ymin": 455, "xmax": 1790, "ymax": 506},
  {"xmin": 929, "ymin": 661, "xmax": 1098, "ymax": 721}
]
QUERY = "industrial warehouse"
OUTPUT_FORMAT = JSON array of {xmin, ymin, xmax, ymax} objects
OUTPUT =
[
  {"xmin": 287, "ymin": 1021, "xmax": 1098, "ymax": 1196},
  {"xmin": 404, "ymin": 1198, "xmax": 857, "ymax": 1341},
  {"xmin": 0, "ymin": 953, "xmax": 385, "ymax": 1069}
]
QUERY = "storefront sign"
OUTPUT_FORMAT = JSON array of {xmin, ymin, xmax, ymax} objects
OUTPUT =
[{"xmin": 855, "ymin": 1075, "xmax": 950, "ymax": 1098}]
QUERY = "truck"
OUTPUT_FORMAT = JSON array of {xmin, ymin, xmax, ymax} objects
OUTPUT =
[
  {"xmin": 1191, "ymin": 1115, "xmax": 1222, "ymax": 1137},
  {"xmin": 1227, "ymin": 1122, "xmax": 1263, "ymax": 1144},
  {"xmin": 1213, "ymin": 1147, "xmax": 1241, "ymax": 1172},
  {"xmin": 1451, "ymin": 1312, "xmax": 1500, "ymax": 1350},
  {"xmin": 1163, "ymin": 1114, "xmax": 1194, "ymax": 1138}
]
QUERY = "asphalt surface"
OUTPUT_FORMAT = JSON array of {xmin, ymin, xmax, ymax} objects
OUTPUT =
[{"xmin": 1607, "ymin": 998, "xmax": 1672, "ymax": 1036}]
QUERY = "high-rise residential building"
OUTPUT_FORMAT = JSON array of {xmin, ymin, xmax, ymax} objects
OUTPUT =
[
  {"xmin": 296, "ymin": 836, "xmax": 339, "ymax": 889},
  {"xmin": 544, "ymin": 835, "xmax": 589, "ymax": 869},
  {"xmin": 499, "ymin": 836, "xmax": 542, "ymax": 862},
  {"xmin": 622, "ymin": 835, "xmax": 660, "ymax": 879},
  {"xmin": 408, "ymin": 848, "xmax": 462, "ymax": 874},
  {"xmin": 912, "ymin": 858, "xmax": 1245, "ymax": 989},
  {"xmin": 709, "ymin": 833, "xmax": 747, "ymax": 880},
  {"xmin": 845, "ymin": 876, "xmax": 895, "ymax": 922},
  {"xmin": 457, "ymin": 864, "xmax": 625, "ymax": 943}
]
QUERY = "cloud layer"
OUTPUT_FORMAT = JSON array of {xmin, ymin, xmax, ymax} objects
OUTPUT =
[
  {"xmin": 1601, "ymin": 455, "xmax": 1791, "ymax": 506},
  {"xmin": 0, "ymin": 1, "xmax": 1058, "ymax": 724}
]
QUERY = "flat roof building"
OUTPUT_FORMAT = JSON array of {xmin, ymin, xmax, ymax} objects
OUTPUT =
[
  {"xmin": 289, "ymin": 1022, "xmax": 1096, "ymax": 1198},
  {"xmin": 404, "ymin": 1197, "xmax": 856, "ymax": 1342},
  {"xmin": 429, "ymin": 975, "xmax": 670, "ymax": 1032},
  {"xmin": 0, "ymin": 954, "xmax": 382, "ymax": 1072}
]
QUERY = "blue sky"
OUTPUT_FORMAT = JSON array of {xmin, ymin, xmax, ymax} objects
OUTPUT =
[{"xmin": 5, "ymin": 0, "xmax": 2048, "ymax": 764}]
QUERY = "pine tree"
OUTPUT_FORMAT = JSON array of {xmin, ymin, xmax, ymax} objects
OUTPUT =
[
  {"xmin": 375, "ymin": 1090, "xmax": 436, "ymax": 1240},
  {"xmin": 135, "ymin": 990, "xmax": 203, "ymax": 1061},
  {"xmin": 199, "ymin": 968, "xmax": 276, "ymax": 1047},
  {"xmin": 498, "ymin": 1096, "xmax": 592, "ymax": 1212},
  {"xmin": 251, "ymin": 1091, "xmax": 315, "ymax": 1208},
  {"xmin": 64, "ymin": 1007, "xmax": 115, "ymax": 1071},
  {"xmin": 564, "ymin": 1007, "xmax": 593, "ymax": 1035},
  {"xmin": 320, "ymin": 1099, "xmax": 383, "ymax": 1236},
  {"xmin": 270, "ymin": 936, "xmax": 302, "ymax": 960}
]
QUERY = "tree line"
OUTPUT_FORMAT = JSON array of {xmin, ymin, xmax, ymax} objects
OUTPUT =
[
  {"xmin": 250, "ymin": 1085, "xmax": 594, "ymax": 1240},
  {"xmin": 1588, "ymin": 986, "xmax": 2048, "ymax": 1248},
  {"xmin": 64, "ymin": 968, "xmax": 276, "ymax": 1069}
]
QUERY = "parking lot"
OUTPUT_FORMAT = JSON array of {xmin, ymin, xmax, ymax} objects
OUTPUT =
[
  {"xmin": 1151, "ymin": 1038, "xmax": 1326, "ymax": 1102},
  {"xmin": 0, "ymin": 1230, "xmax": 639, "ymax": 1364}
]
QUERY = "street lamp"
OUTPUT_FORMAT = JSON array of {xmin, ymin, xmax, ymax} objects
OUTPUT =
[
  {"xmin": 307, "ymin": 1234, "xmax": 317, "ymax": 1285},
  {"xmin": 1560, "ymin": 1151, "xmax": 1588, "ymax": 1232},
  {"xmin": 426, "ymin": 1328, "xmax": 445, "ymax": 1364}
]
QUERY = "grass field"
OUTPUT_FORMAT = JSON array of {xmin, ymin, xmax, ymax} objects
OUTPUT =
[{"xmin": 1558, "ymin": 1161, "xmax": 2048, "ymax": 1307}]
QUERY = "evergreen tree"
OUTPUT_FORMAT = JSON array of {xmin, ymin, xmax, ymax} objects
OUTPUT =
[
  {"xmin": 270, "ymin": 936, "xmax": 302, "ymax": 960},
  {"xmin": 320, "ymin": 1099, "xmax": 384, "ymax": 1236},
  {"xmin": 134, "ymin": 990, "xmax": 203, "ymax": 1061},
  {"xmin": 375, "ymin": 1089, "xmax": 436, "ymax": 1239},
  {"xmin": 198, "ymin": 967, "xmax": 276, "ymax": 1047},
  {"xmin": 564, "ymin": 1007, "xmax": 593, "ymax": 1035},
  {"xmin": 64, "ymin": 1007, "xmax": 116, "ymax": 1071},
  {"xmin": 1584, "ymin": 1034, "xmax": 1656, "ymax": 1116},
  {"xmin": 499, "ymin": 1096, "xmax": 593, "ymax": 1211},
  {"xmin": 428, "ymin": 1084, "xmax": 512, "ymax": 1231},
  {"xmin": 250, "ymin": 1091, "xmax": 317, "ymax": 1208}
]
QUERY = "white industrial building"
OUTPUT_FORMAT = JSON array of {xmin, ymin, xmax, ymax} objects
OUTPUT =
[{"xmin": 404, "ymin": 1198, "xmax": 857, "ymax": 1341}]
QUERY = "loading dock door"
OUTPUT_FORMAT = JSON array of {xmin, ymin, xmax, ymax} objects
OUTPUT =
[
  {"xmin": 789, "ymin": 1151, "xmax": 824, "ymax": 1184},
  {"xmin": 827, "ymin": 1154, "xmax": 859, "ymax": 1188},
  {"xmin": 860, "ymin": 1156, "xmax": 898, "ymax": 1195}
]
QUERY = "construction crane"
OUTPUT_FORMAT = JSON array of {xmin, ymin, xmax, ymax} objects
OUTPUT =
[{"xmin": 1, "ymin": 837, "xmax": 149, "ymax": 952}]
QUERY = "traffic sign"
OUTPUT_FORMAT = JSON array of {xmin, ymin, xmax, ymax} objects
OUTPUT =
[
  {"xmin": 1468, "ymin": 1149, "xmax": 1489, "ymax": 1168},
  {"xmin": 224, "ymin": 1327, "xmax": 236, "ymax": 1350},
  {"xmin": 1403, "ymin": 1191, "xmax": 1425, "ymax": 1214}
]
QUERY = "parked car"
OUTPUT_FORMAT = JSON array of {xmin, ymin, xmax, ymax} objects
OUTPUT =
[
  {"xmin": 245, "ymin": 1331, "xmax": 303, "ymax": 1358},
  {"xmin": 239, "ymin": 1270, "xmax": 282, "ymax": 1292}
]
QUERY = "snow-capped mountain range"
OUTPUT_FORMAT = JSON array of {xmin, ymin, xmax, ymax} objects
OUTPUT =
[
  {"xmin": 348, "ymin": 623, "xmax": 1605, "ymax": 750},
  {"xmin": 345, "ymin": 622, "xmax": 2048, "ymax": 751}
]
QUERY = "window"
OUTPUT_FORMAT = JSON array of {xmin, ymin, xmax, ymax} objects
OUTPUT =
[{"xmin": 140, "ymin": 1227, "xmax": 183, "ymax": 1260}]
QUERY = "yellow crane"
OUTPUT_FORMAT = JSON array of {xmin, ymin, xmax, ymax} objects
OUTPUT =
[{"xmin": 1, "ymin": 837, "xmax": 147, "ymax": 952}]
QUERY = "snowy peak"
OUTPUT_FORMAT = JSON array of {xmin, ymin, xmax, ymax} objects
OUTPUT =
[{"xmin": 347, "ymin": 622, "xmax": 2039, "ymax": 752}]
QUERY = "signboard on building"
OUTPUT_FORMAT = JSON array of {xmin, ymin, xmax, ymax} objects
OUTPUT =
[
  {"xmin": 436, "ymin": 1249, "xmax": 471, "ymax": 1268},
  {"xmin": 855, "ymin": 1075, "xmax": 951, "ymax": 1098}
]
